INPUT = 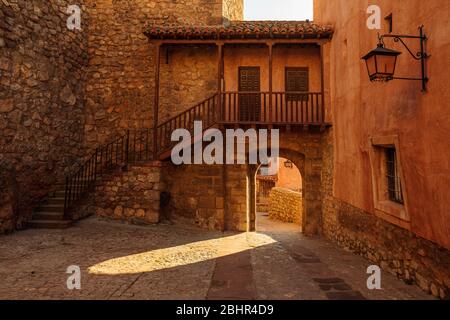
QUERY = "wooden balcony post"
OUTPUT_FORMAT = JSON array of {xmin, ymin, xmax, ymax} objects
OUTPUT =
[
  {"xmin": 153, "ymin": 42, "xmax": 161, "ymax": 159},
  {"xmin": 217, "ymin": 42, "xmax": 224, "ymax": 121},
  {"xmin": 268, "ymin": 42, "xmax": 273, "ymax": 123},
  {"xmin": 320, "ymin": 43, "xmax": 325, "ymax": 123}
]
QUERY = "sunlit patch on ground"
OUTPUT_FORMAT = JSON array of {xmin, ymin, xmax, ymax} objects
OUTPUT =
[
  {"xmin": 0, "ymin": 217, "xmax": 432, "ymax": 299},
  {"xmin": 88, "ymin": 232, "xmax": 277, "ymax": 275}
]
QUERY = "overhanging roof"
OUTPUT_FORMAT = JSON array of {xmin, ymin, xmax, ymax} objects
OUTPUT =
[{"xmin": 144, "ymin": 21, "xmax": 333, "ymax": 41}]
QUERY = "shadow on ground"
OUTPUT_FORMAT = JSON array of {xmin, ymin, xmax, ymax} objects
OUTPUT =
[{"xmin": 0, "ymin": 214, "xmax": 433, "ymax": 300}]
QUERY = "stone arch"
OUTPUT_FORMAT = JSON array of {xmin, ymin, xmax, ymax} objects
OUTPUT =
[{"xmin": 246, "ymin": 132, "xmax": 323, "ymax": 236}]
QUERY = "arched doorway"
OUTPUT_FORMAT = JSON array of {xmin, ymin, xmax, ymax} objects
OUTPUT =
[
  {"xmin": 246, "ymin": 148, "xmax": 309, "ymax": 232},
  {"xmin": 244, "ymin": 132, "xmax": 324, "ymax": 236},
  {"xmin": 253, "ymin": 156, "xmax": 304, "ymax": 232}
]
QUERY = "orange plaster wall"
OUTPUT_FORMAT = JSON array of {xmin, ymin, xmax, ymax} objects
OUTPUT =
[
  {"xmin": 272, "ymin": 46, "xmax": 322, "ymax": 92},
  {"xmin": 223, "ymin": 45, "xmax": 270, "ymax": 92},
  {"xmin": 314, "ymin": 0, "xmax": 450, "ymax": 249},
  {"xmin": 276, "ymin": 158, "xmax": 303, "ymax": 192}
]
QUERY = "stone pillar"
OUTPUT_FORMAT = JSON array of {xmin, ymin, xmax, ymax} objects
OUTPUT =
[
  {"xmin": 224, "ymin": 164, "xmax": 248, "ymax": 231},
  {"xmin": 303, "ymin": 156, "xmax": 323, "ymax": 235},
  {"xmin": 246, "ymin": 164, "xmax": 258, "ymax": 232}
]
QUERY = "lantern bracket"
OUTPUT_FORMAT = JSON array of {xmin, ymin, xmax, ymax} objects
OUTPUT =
[{"xmin": 379, "ymin": 25, "xmax": 429, "ymax": 91}]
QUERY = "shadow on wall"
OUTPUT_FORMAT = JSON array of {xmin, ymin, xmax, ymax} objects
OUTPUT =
[{"xmin": 0, "ymin": 166, "xmax": 21, "ymax": 233}]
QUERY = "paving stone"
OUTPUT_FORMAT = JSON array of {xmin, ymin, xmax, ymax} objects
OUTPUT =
[
  {"xmin": 0, "ymin": 215, "xmax": 436, "ymax": 300},
  {"xmin": 207, "ymin": 251, "xmax": 256, "ymax": 300}
]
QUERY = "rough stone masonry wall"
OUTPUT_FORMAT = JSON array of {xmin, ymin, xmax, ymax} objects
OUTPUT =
[
  {"xmin": 84, "ymin": 0, "xmax": 226, "ymax": 149},
  {"xmin": 321, "ymin": 128, "xmax": 450, "ymax": 299},
  {"xmin": 165, "ymin": 163, "xmax": 248, "ymax": 232},
  {"xmin": 91, "ymin": 161, "xmax": 245, "ymax": 231},
  {"xmin": 224, "ymin": 164, "xmax": 249, "ymax": 231},
  {"xmin": 159, "ymin": 45, "xmax": 218, "ymax": 123},
  {"xmin": 92, "ymin": 164, "xmax": 163, "ymax": 225},
  {"xmin": 165, "ymin": 164, "xmax": 225, "ymax": 230},
  {"xmin": 0, "ymin": 0, "xmax": 89, "ymax": 233},
  {"xmin": 222, "ymin": 0, "xmax": 244, "ymax": 21},
  {"xmin": 268, "ymin": 187, "xmax": 302, "ymax": 224}
]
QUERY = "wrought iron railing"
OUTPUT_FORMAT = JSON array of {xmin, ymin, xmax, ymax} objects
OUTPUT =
[{"xmin": 63, "ymin": 130, "xmax": 152, "ymax": 219}]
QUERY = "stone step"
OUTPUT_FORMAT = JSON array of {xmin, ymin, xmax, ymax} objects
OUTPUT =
[
  {"xmin": 52, "ymin": 185, "xmax": 91, "ymax": 194},
  {"xmin": 37, "ymin": 204, "xmax": 65, "ymax": 213},
  {"xmin": 33, "ymin": 212, "xmax": 65, "ymax": 221},
  {"xmin": 46, "ymin": 197, "xmax": 65, "ymax": 205},
  {"xmin": 27, "ymin": 220, "xmax": 72, "ymax": 229}
]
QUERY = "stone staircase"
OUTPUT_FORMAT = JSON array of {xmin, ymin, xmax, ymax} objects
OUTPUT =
[
  {"xmin": 27, "ymin": 187, "xmax": 73, "ymax": 229},
  {"xmin": 27, "ymin": 94, "xmax": 219, "ymax": 229}
]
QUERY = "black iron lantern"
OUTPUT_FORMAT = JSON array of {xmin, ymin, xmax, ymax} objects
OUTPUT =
[
  {"xmin": 284, "ymin": 160, "xmax": 293, "ymax": 168},
  {"xmin": 362, "ymin": 43, "xmax": 401, "ymax": 82},
  {"xmin": 362, "ymin": 26, "xmax": 429, "ymax": 91}
]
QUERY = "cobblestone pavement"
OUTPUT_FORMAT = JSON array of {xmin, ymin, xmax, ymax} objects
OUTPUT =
[{"xmin": 0, "ymin": 215, "xmax": 433, "ymax": 300}]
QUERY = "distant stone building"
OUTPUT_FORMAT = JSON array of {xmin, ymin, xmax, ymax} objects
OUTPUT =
[
  {"xmin": 256, "ymin": 157, "xmax": 302, "ymax": 212},
  {"xmin": 0, "ymin": 0, "xmax": 448, "ymax": 298}
]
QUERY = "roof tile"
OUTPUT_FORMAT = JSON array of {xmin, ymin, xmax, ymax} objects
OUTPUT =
[{"xmin": 144, "ymin": 21, "xmax": 333, "ymax": 40}]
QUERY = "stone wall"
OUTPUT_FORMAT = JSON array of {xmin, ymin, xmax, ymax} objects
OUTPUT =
[
  {"xmin": 92, "ymin": 163, "xmax": 163, "ymax": 225},
  {"xmin": 164, "ymin": 130, "xmax": 324, "ymax": 234},
  {"xmin": 160, "ymin": 45, "xmax": 218, "ymax": 123},
  {"xmin": 84, "ymin": 0, "xmax": 226, "ymax": 148},
  {"xmin": 256, "ymin": 178, "xmax": 275, "ymax": 212},
  {"xmin": 268, "ymin": 187, "xmax": 302, "ymax": 224},
  {"xmin": 165, "ymin": 162, "xmax": 248, "ymax": 231},
  {"xmin": 223, "ymin": 0, "xmax": 244, "ymax": 21},
  {"xmin": 0, "ymin": 0, "xmax": 89, "ymax": 233},
  {"xmin": 0, "ymin": 0, "xmax": 243, "ymax": 233},
  {"xmin": 0, "ymin": 168, "xmax": 18, "ymax": 232},
  {"xmin": 224, "ymin": 164, "xmax": 249, "ymax": 231},
  {"xmin": 165, "ymin": 164, "xmax": 225, "ymax": 230},
  {"xmin": 321, "ymin": 128, "xmax": 450, "ymax": 299},
  {"xmin": 90, "ymin": 160, "xmax": 249, "ymax": 232}
]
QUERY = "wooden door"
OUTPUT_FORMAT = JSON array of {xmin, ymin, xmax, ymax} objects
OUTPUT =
[
  {"xmin": 239, "ymin": 67, "xmax": 261, "ymax": 122},
  {"xmin": 285, "ymin": 67, "xmax": 309, "ymax": 101}
]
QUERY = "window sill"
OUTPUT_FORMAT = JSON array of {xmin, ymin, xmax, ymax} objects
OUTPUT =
[{"xmin": 374, "ymin": 200, "xmax": 411, "ymax": 230}]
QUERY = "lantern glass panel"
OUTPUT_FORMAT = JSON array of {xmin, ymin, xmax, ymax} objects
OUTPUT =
[
  {"xmin": 365, "ymin": 55, "xmax": 377, "ymax": 77},
  {"xmin": 376, "ymin": 54, "xmax": 397, "ymax": 76}
]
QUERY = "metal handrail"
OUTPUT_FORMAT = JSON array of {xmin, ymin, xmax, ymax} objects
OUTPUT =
[{"xmin": 63, "ymin": 129, "xmax": 152, "ymax": 218}]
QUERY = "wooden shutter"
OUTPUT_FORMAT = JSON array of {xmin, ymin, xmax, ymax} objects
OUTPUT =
[
  {"xmin": 238, "ymin": 67, "xmax": 261, "ymax": 121},
  {"xmin": 285, "ymin": 67, "xmax": 309, "ymax": 101}
]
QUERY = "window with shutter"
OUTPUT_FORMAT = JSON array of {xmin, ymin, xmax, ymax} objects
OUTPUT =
[
  {"xmin": 238, "ymin": 67, "xmax": 261, "ymax": 121},
  {"xmin": 285, "ymin": 67, "xmax": 309, "ymax": 101}
]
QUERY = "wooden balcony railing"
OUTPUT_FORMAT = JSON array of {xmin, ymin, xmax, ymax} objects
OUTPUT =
[
  {"xmin": 155, "ymin": 94, "xmax": 219, "ymax": 153},
  {"xmin": 154, "ymin": 91, "xmax": 325, "ymax": 157},
  {"xmin": 219, "ymin": 91, "xmax": 324, "ymax": 124}
]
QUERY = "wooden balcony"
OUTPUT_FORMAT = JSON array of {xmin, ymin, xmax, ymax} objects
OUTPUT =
[
  {"xmin": 219, "ymin": 91, "xmax": 325, "ymax": 125},
  {"xmin": 154, "ymin": 91, "xmax": 328, "ymax": 158}
]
